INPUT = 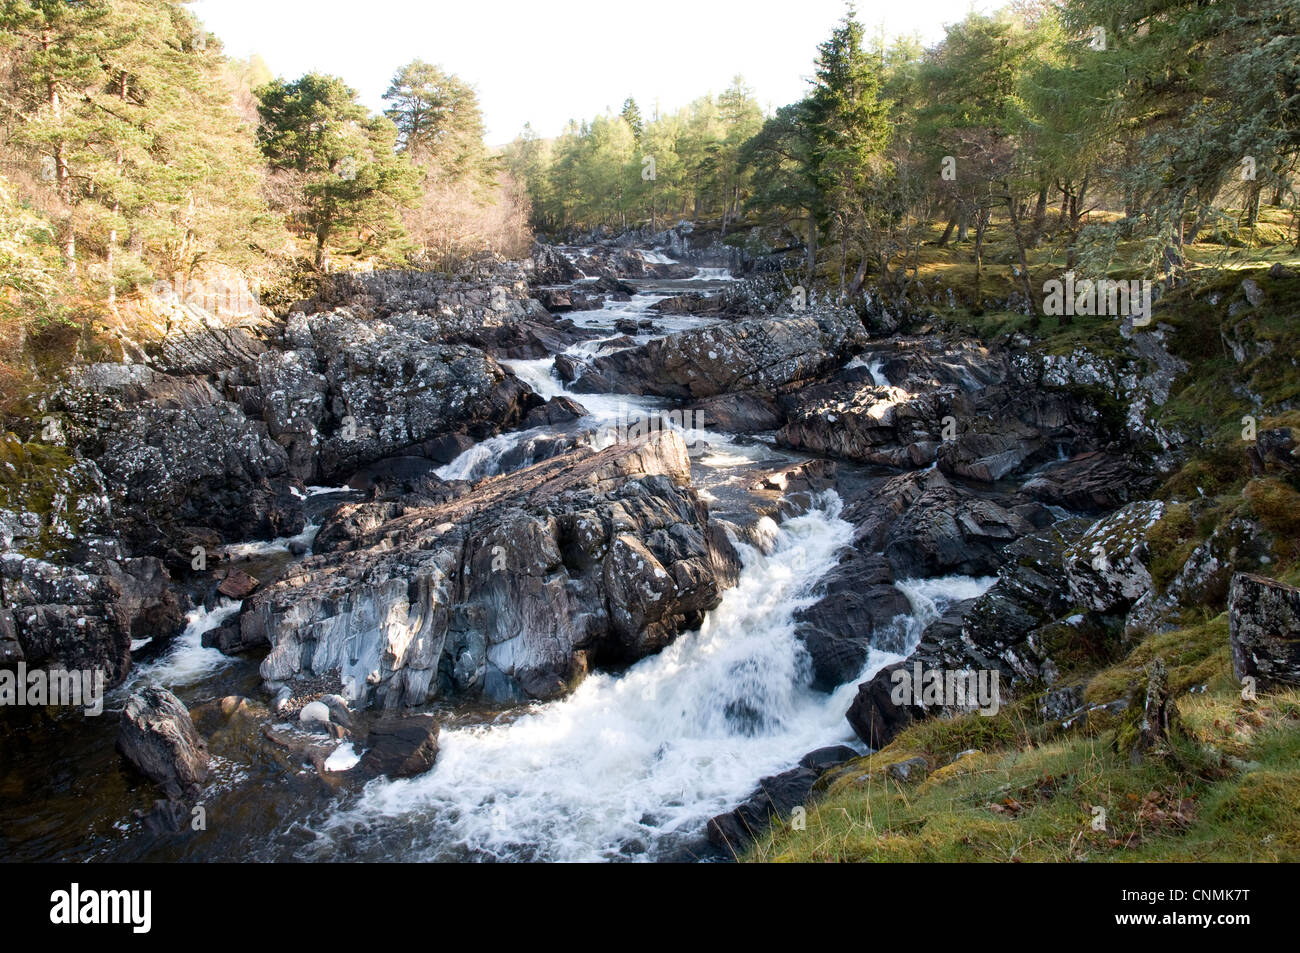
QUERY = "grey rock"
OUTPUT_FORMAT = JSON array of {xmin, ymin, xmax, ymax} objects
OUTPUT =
[
  {"xmin": 117, "ymin": 687, "xmax": 209, "ymax": 799},
  {"xmin": 1229, "ymin": 573, "xmax": 1300, "ymax": 690}
]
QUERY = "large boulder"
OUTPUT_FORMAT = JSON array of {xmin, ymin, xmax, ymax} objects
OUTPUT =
[
  {"xmin": 1063, "ymin": 501, "xmax": 1164, "ymax": 613},
  {"xmin": 245, "ymin": 431, "xmax": 739, "ymax": 708},
  {"xmin": 117, "ymin": 687, "xmax": 209, "ymax": 800},
  {"xmin": 357, "ymin": 714, "xmax": 441, "ymax": 779},
  {"xmin": 570, "ymin": 309, "xmax": 868, "ymax": 400},
  {"xmin": 795, "ymin": 551, "xmax": 912, "ymax": 690},
  {"xmin": 1229, "ymin": 573, "xmax": 1300, "ymax": 690},
  {"xmin": 847, "ymin": 470, "xmax": 1032, "ymax": 579}
]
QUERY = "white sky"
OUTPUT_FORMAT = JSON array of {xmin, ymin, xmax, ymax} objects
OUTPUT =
[{"xmin": 190, "ymin": 0, "xmax": 993, "ymax": 143}]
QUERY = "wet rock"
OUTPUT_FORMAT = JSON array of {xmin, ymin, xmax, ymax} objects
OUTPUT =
[
  {"xmin": 357, "ymin": 714, "xmax": 440, "ymax": 778},
  {"xmin": 537, "ymin": 289, "xmax": 574, "ymax": 312},
  {"xmin": 846, "ymin": 660, "xmax": 922, "ymax": 749},
  {"xmin": 1229, "ymin": 573, "xmax": 1300, "ymax": 690},
  {"xmin": 572, "ymin": 309, "xmax": 868, "ymax": 400},
  {"xmin": 117, "ymin": 687, "xmax": 209, "ymax": 800},
  {"xmin": 795, "ymin": 551, "xmax": 912, "ymax": 690},
  {"xmin": 960, "ymin": 519, "xmax": 1093, "ymax": 681},
  {"xmin": 320, "ymin": 694, "xmax": 353, "ymax": 729},
  {"xmin": 1020, "ymin": 451, "xmax": 1159, "ymax": 512},
  {"xmin": 686, "ymin": 392, "xmax": 783, "ymax": 433},
  {"xmin": 246, "ymin": 431, "xmax": 737, "ymax": 708},
  {"xmin": 3, "ymin": 552, "xmax": 182, "ymax": 687},
  {"xmin": 201, "ymin": 617, "xmax": 265, "ymax": 656},
  {"xmin": 937, "ymin": 418, "xmax": 1042, "ymax": 482},
  {"xmin": 521, "ymin": 396, "xmax": 588, "ymax": 428},
  {"xmin": 217, "ymin": 569, "xmax": 259, "ymax": 599},
  {"xmin": 706, "ymin": 765, "xmax": 820, "ymax": 857},
  {"xmin": 846, "ymin": 469, "xmax": 1032, "ymax": 578},
  {"xmin": 799, "ymin": 745, "xmax": 859, "ymax": 772},
  {"xmin": 779, "ymin": 379, "xmax": 956, "ymax": 468}
]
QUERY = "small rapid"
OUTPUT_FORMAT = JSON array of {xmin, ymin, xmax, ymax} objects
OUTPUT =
[{"xmin": 300, "ymin": 494, "xmax": 992, "ymax": 862}]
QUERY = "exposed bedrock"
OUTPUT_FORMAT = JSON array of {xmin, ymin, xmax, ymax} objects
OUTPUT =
[
  {"xmin": 242, "ymin": 431, "xmax": 741, "ymax": 709},
  {"xmin": 569, "ymin": 308, "xmax": 869, "ymax": 400}
]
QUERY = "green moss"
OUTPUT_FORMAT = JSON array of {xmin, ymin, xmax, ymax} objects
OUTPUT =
[
  {"xmin": 1243, "ymin": 477, "xmax": 1300, "ymax": 561},
  {"xmin": 1085, "ymin": 617, "xmax": 1233, "ymax": 704},
  {"xmin": 0, "ymin": 433, "xmax": 93, "ymax": 557},
  {"xmin": 748, "ymin": 683, "xmax": 1300, "ymax": 863}
]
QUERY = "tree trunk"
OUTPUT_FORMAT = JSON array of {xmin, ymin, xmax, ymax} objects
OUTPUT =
[
  {"xmin": 315, "ymin": 227, "xmax": 330, "ymax": 270},
  {"xmin": 806, "ymin": 211, "xmax": 817, "ymax": 282},
  {"xmin": 1245, "ymin": 182, "xmax": 1262, "ymax": 228},
  {"xmin": 1004, "ymin": 184, "xmax": 1036, "ymax": 311},
  {"xmin": 938, "ymin": 214, "xmax": 957, "ymax": 248},
  {"xmin": 1070, "ymin": 172, "xmax": 1090, "ymax": 229},
  {"xmin": 1031, "ymin": 183, "xmax": 1048, "ymax": 238}
]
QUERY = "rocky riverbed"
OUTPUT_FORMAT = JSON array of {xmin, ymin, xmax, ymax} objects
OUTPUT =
[{"xmin": 2, "ymin": 230, "xmax": 1295, "ymax": 862}]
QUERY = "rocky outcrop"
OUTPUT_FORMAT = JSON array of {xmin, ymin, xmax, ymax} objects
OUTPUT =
[
  {"xmin": 233, "ymin": 309, "xmax": 543, "ymax": 482},
  {"xmin": 570, "ymin": 309, "xmax": 868, "ymax": 400},
  {"xmin": 1125, "ymin": 516, "xmax": 1270, "ymax": 637},
  {"xmin": 1229, "ymin": 573, "xmax": 1300, "ymax": 690},
  {"xmin": 57, "ymin": 363, "xmax": 306, "ymax": 554},
  {"xmin": 1062, "ymin": 501, "xmax": 1163, "ymax": 613},
  {"xmin": 844, "ymin": 517, "xmax": 1093, "ymax": 747},
  {"xmin": 795, "ymin": 551, "xmax": 912, "ymax": 690},
  {"xmin": 1020, "ymin": 451, "xmax": 1159, "ymax": 512},
  {"xmin": 706, "ymin": 745, "xmax": 857, "ymax": 857},
  {"xmin": 244, "ymin": 431, "xmax": 739, "ymax": 708},
  {"xmin": 553, "ymin": 245, "xmax": 697, "ymax": 281},
  {"xmin": 117, "ymin": 686, "xmax": 209, "ymax": 799},
  {"xmin": 530, "ymin": 243, "xmax": 582, "ymax": 285},
  {"xmin": 777, "ymin": 339, "xmax": 1115, "ymax": 480},
  {"xmin": 1, "ymin": 552, "xmax": 182, "ymax": 687},
  {"xmin": 846, "ymin": 469, "xmax": 1033, "ymax": 578}
]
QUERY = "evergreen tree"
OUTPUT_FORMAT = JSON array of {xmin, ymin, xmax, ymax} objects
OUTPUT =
[
  {"xmin": 620, "ymin": 97, "xmax": 644, "ymax": 145},
  {"xmin": 257, "ymin": 73, "xmax": 420, "ymax": 268}
]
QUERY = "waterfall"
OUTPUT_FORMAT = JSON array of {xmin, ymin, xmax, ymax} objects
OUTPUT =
[{"xmin": 303, "ymin": 493, "xmax": 997, "ymax": 862}]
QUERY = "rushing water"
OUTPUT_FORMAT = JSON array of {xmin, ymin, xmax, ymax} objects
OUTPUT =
[
  {"xmin": 0, "ymin": 256, "xmax": 1001, "ymax": 862},
  {"xmin": 293, "ymin": 494, "xmax": 990, "ymax": 862}
]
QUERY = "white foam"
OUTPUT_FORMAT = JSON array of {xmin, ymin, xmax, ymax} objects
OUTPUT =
[{"xmin": 312, "ymin": 495, "xmax": 887, "ymax": 862}]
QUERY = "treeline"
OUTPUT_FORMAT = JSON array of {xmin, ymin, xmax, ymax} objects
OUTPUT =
[
  {"xmin": 504, "ymin": 80, "xmax": 764, "ymax": 233},
  {"xmin": 506, "ymin": 0, "xmax": 1299, "ymax": 301},
  {"xmin": 0, "ymin": 0, "xmax": 526, "ymax": 403}
]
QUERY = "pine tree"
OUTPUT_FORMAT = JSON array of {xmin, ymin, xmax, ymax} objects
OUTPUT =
[
  {"xmin": 258, "ymin": 73, "xmax": 420, "ymax": 269},
  {"xmin": 620, "ymin": 97, "xmax": 644, "ymax": 145}
]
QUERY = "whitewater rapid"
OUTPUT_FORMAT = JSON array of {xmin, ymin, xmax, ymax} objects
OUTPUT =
[{"xmin": 304, "ymin": 494, "xmax": 992, "ymax": 862}]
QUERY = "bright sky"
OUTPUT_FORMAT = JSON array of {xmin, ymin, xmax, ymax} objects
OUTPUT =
[{"xmin": 190, "ymin": 0, "xmax": 993, "ymax": 144}]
